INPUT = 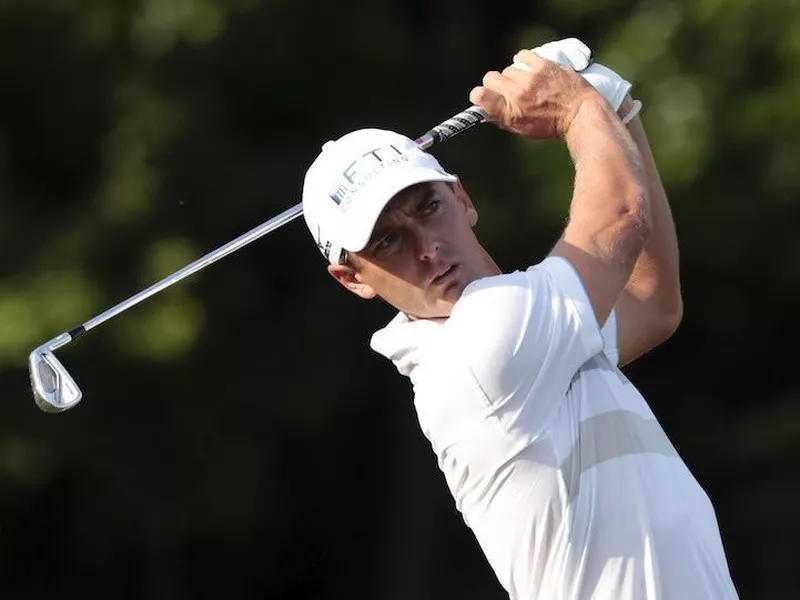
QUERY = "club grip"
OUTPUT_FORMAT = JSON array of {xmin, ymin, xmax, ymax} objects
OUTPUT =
[{"xmin": 416, "ymin": 106, "xmax": 488, "ymax": 149}]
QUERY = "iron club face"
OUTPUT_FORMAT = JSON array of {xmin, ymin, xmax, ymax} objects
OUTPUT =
[{"xmin": 29, "ymin": 342, "xmax": 82, "ymax": 413}]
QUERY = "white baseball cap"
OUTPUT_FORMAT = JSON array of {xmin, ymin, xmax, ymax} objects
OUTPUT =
[{"xmin": 302, "ymin": 128, "xmax": 456, "ymax": 264}]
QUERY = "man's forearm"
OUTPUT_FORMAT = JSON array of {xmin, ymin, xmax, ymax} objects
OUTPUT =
[
  {"xmin": 619, "ymin": 97, "xmax": 682, "ymax": 317},
  {"xmin": 564, "ymin": 96, "xmax": 651, "ymax": 271},
  {"xmin": 552, "ymin": 94, "xmax": 652, "ymax": 327}
]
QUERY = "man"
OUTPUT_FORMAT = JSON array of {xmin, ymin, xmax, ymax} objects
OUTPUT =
[{"xmin": 301, "ymin": 39, "xmax": 738, "ymax": 599}]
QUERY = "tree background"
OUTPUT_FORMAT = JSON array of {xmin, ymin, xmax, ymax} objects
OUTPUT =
[{"xmin": 1, "ymin": 0, "xmax": 798, "ymax": 598}]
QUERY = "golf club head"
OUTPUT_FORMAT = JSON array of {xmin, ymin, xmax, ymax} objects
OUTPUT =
[{"xmin": 28, "ymin": 347, "xmax": 82, "ymax": 413}]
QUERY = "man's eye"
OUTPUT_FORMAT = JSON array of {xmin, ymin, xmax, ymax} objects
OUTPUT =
[
  {"xmin": 376, "ymin": 233, "xmax": 396, "ymax": 251},
  {"xmin": 420, "ymin": 198, "xmax": 441, "ymax": 215}
]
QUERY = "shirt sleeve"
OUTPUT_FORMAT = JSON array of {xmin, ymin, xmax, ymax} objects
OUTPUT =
[
  {"xmin": 600, "ymin": 309, "xmax": 619, "ymax": 367},
  {"xmin": 448, "ymin": 256, "xmax": 605, "ymax": 438}
]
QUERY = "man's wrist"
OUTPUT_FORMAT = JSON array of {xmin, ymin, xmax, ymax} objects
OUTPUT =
[
  {"xmin": 563, "ymin": 92, "xmax": 620, "ymax": 145},
  {"xmin": 617, "ymin": 95, "xmax": 636, "ymax": 120}
]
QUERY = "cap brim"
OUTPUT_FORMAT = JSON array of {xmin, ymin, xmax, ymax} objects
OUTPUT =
[{"xmin": 337, "ymin": 168, "xmax": 457, "ymax": 253}]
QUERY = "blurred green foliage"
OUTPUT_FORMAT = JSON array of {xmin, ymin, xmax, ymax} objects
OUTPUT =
[{"xmin": 1, "ymin": 0, "xmax": 798, "ymax": 598}]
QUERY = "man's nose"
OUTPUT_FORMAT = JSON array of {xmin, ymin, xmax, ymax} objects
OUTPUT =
[{"xmin": 414, "ymin": 226, "xmax": 440, "ymax": 262}]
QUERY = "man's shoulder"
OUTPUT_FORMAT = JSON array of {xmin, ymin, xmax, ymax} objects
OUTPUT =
[
  {"xmin": 455, "ymin": 256, "xmax": 579, "ymax": 309},
  {"xmin": 445, "ymin": 255, "xmax": 606, "ymax": 400},
  {"xmin": 448, "ymin": 258, "xmax": 563, "ymax": 325},
  {"xmin": 442, "ymin": 267, "xmax": 547, "ymax": 379}
]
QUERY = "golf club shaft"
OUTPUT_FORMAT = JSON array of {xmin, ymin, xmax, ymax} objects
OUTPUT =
[
  {"xmin": 56, "ymin": 105, "xmax": 489, "ymax": 345},
  {"xmin": 76, "ymin": 203, "xmax": 304, "ymax": 338}
]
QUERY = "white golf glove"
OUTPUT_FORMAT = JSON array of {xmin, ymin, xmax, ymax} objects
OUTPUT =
[{"xmin": 513, "ymin": 38, "xmax": 642, "ymax": 124}]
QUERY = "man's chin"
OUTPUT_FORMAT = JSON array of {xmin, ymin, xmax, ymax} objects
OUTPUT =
[
  {"xmin": 393, "ymin": 282, "xmax": 469, "ymax": 320},
  {"xmin": 440, "ymin": 279, "xmax": 469, "ymax": 306},
  {"xmin": 404, "ymin": 298, "xmax": 455, "ymax": 321},
  {"xmin": 411, "ymin": 295, "xmax": 462, "ymax": 320}
]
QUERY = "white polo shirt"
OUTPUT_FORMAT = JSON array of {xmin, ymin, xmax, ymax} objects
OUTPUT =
[{"xmin": 370, "ymin": 256, "xmax": 738, "ymax": 600}]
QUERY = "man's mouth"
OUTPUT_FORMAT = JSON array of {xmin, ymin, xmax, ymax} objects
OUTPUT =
[{"xmin": 431, "ymin": 264, "xmax": 457, "ymax": 286}]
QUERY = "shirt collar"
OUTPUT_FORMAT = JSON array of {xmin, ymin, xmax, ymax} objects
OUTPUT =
[{"xmin": 370, "ymin": 312, "xmax": 447, "ymax": 376}]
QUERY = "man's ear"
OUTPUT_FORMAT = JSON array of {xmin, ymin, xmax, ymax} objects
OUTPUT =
[
  {"xmin": 327, "ymin": 263, "xmax": 377, "ymax": 299},
  {"xmin": 453, "ymin": 179, "xmax": 478, "ymax": 227}
]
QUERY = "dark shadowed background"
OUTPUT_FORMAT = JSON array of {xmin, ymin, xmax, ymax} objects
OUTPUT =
[{"xmin": 1, "ymin": 0, "xmax": 798, "ymax": 598}]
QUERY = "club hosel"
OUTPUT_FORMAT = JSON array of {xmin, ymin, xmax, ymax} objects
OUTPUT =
[{"xmin": 42, "ymin": 331, "xmax": 77, "ymax": 353}]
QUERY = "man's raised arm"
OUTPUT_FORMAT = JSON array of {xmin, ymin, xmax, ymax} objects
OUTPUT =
[{"xmin": 470, "ymin": 50, "xmax": 651, "ymax": 329}]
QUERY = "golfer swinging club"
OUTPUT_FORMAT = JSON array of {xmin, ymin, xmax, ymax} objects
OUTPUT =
[{"xmin": 301, "ymin": 39, "xmax": 738, "ymax": 599}]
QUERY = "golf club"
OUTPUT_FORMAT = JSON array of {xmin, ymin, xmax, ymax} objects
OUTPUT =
[{"xmin": 28, "ymin": 106, "xmax": 489, "ymax": 413}]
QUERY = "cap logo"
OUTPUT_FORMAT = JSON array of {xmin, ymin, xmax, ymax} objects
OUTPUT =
[
  {"xmin": 328, "ymin": 144, "xmax": 410, "ymax": 209},
  {"xmin": 314, "ymin": 223, "xmax": 345, "ymax": 264},
  {"xmin": 317, "ymin": 239, "xmax": 332, "ymax": 261}
]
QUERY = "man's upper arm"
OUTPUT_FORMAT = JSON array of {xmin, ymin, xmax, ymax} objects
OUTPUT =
[
  {"xmin": 612, "ymin": 289, "xmax": 679, "ymax": 367},
  {"xmin": 549, "ymin": 230, "xmax": 643, "ymax": 331}
]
